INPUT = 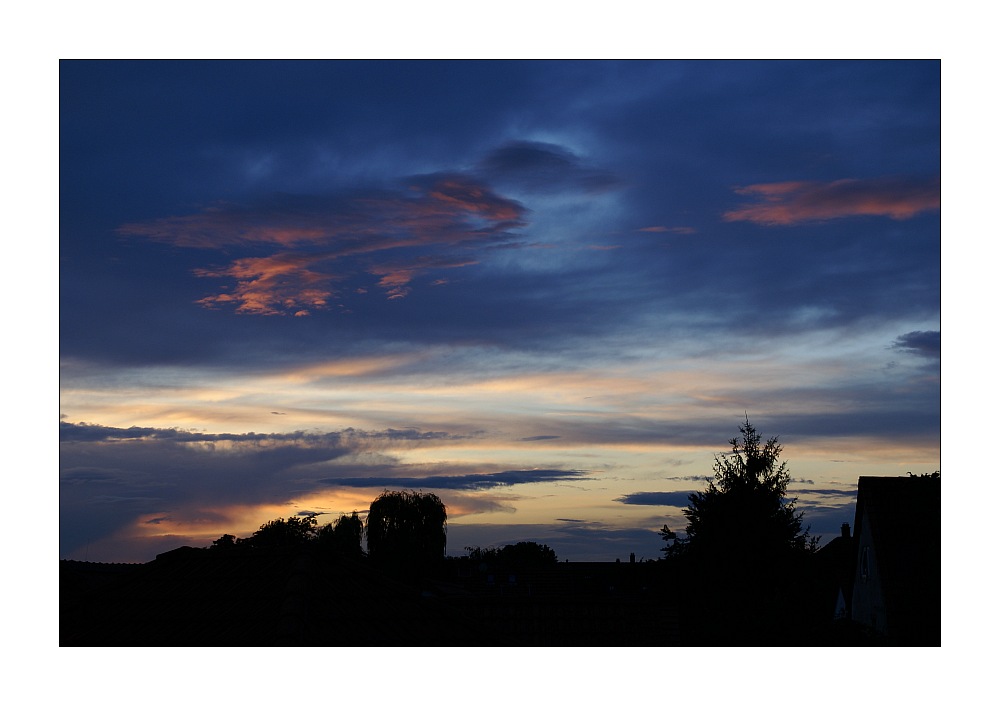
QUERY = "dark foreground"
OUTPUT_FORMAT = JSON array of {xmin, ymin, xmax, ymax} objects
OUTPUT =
[{"xmin": 60, "ymin": 545, "xmax": 885, "ymax": 647}]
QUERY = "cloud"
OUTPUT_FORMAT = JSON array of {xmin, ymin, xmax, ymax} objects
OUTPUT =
[
  {"xmin": 367, "ymin": 254, "xmax": 480, "ymax": 300},
  {"xmin": 477, "ymin": 141, "xmax": 620, "ymax": 194},
  {"xmin": 519, "ymin": 435, "xmax": 561, "ymax": 442},
  {"xmin": 723, "ymin": 177, "xmax": 940, "ymax": 225},
  {"xmin": 446, "ymin": 495, "xmax": 518, "ymax": 516},
  {"xmin": 892, "ymin": 330, "xmax": 940, "ymax": 359},
  {"xmin": 193, "ymin": 251, "xmax": 338, "ymax": 316},
  {"xmin": 59, "ymin": 420, "xmax": 593, "ymax": 558},
  {"xmin": 636, "ymin": 225, "xmax": 696, "ymax": 234},
  {"xmin": 407, "ymin": 173, "xmax": 528, "ymax": 222},
  {"xmin": 615, "ymin": 491, "xmax": 696, "ymax": 506},
  {"xmin": 118, "ymin": 175, "xmax": 527, "ymax": 314},
  {"xmin": 319, "ymin": 469, "xmax": 590, "ymax": 491},
  {"xmin": 59, "ymin": 421, "xmax": 474, "ymax": 447},
  {"xmin": 794, "ymin": 488, "xmax": 858, "ymax": 500},
  {"xmin": 60, "ymin": 468, "xmax": 119, "ymax": 484}
]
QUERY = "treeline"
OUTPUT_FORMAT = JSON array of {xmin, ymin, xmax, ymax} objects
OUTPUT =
[
  {"xmin": 209, "ymin": 489, "xmax": 439, "ymax": 566},
  {"xmin": 210, "ymin": 511, "xmax": 363, "ymax": 556},
  {"xmin": 207, "ymin": 488, "xmax": 557, "ymax": 570}
]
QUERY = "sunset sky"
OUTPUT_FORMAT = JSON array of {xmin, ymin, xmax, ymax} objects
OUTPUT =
[{"xmin": 59, "ymin": 60, "xmax": 941, "ymax": 563}]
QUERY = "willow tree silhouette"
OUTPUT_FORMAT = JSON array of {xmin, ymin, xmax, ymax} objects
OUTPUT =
[
  {"xmin": 663, "ymin": 418, "xmax": 817, "ymax": 644},
  {"xmin": 366, "ymin": 490, "xmax": 447, "ymax": 574}
]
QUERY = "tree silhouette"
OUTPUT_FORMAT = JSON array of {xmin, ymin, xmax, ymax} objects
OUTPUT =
[
  {"xmin": 366, "ymin": 490, "xmax": 447, "ymax": 571},
  {"xmin": 681, "ymin": 417, "xmax": 814, "ymax": 558},
  {"xmin": 663, "ymin": 418, "xmax": 817, "ymax": 644},
  {"xmin": 316, "ymin": 511, "xmax": 365, "ymax": 558},
  {"xmin": 247, "ymin": 514, "xmax": 318, "ymax": 548},
  {"xmin": 466, "ymin": 541, "xmax": 557, "ymax": 568},
  {"xmin": 210, "ymin": 533, "xmax": 237, "ymax": 550}
]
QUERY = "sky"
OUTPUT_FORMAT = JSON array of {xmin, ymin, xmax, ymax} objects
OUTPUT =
[{"xmin": 58, "ymin": 59, "xmax": 941, "ymax": 564}]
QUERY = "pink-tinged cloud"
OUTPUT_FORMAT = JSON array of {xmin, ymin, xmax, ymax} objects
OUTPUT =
[
  {"xmin": 118, "ymin": 208, "xmax": 334, "ymax": 249},
  {"xmin": 368, "ymin": 256, "xmax": 479, "ymax": 300},
  {"xmin": 723, "ymin": 177, "xmax": 940, "ymax": 225},
  {"xmin": 118, "ymin": 175, "xmax": 527, "ymax": 314},
  {"xmin": 120, "ymin": 177, "xmax": 525, "ymax": 252},
  {"xmin": 427, "ymin": 179, "xmax": 525, "ymax": 221}
]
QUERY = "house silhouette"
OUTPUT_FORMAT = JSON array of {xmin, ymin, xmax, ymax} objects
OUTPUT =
[{"xmin": 849, "ymin": 474, "xmax": 941, "ymax": 645}]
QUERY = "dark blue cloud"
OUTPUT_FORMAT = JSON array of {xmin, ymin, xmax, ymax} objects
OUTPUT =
[
  {"xmin": 319, "ymin": 469, "xmax": 590, "ymax": 491},
  {"xmin": 59, "ymin": 421, "xmax": 473, "ymax": 445},
  {"xmin": 794, "ymin": 488, "xmax": 859, "ymax": 501},
  {"xmin": 477, "ymin": 140, "xmax": 620, "ymax": 193},
  {"xmin": 615, "ymin": 491, "xmax": 695, "ymax": 507},
  {"xmin": 892, "ymin": 330, "xmax": 941, "ymax": 359}
]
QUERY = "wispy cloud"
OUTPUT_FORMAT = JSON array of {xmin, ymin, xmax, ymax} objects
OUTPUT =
[
  {"xmin": 615, "ymin": 490, "xmax": 696, "ymax": 506},
  {"xmin": 636, "ymin": 225, "xmax": 696, "ymax": 234},
  {"xmin": 319, "ymin": 469, "xmax": 590, "ymax": 491},
  {"xmin": 795, "ymin": 488, "xmax": 858, "ymax": 498},
  {"xmin": 723, "ymin": 177, "xmax": 940, "ymax": 225},
  {"xmin": 118, "ymin": 175, "xmax": 527, "ymax": 314},
  {"xmin": 368, "ymin": 255, "xmax": 479, "ymax": 300},
  {"xmin": 58, "ymin": 421, "xmax": 474, "ymax": 447}
]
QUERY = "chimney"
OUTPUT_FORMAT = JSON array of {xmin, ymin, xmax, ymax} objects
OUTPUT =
[{"xmin": 841, "ymin": 523, "xmax": 851, "ymax": 539}]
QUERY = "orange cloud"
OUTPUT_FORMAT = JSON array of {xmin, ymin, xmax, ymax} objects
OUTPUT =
[
  {"xmin": 723, "ymin": 177, "xmax": 940, "ymax": 225},
  {"xmin": 194, "ymin": 252, "xmax": 337, "ymax": 315}
]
